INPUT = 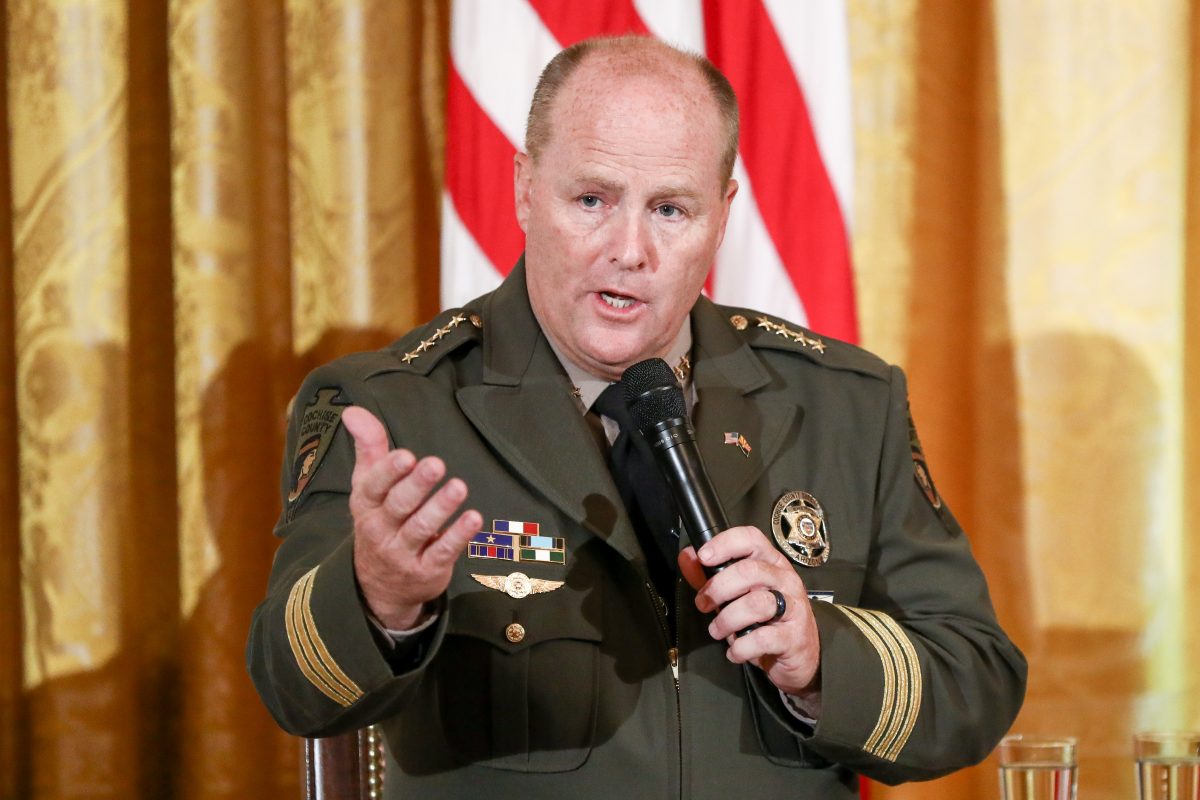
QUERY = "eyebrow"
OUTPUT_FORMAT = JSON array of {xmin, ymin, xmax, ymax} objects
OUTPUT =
[
  {"xmin": 571, "ymin": 175, "xmax": 623, "ymax": 194},
  {"xmin": 653, "ymin": 185, "xmax": 703, "ymax": 202},
  {"xmin": 571, "ymin": 175, "xmax": 703, "ymax": 202}
]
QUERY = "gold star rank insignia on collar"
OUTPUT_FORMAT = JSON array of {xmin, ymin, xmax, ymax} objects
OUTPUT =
[{"xmin": 673, "ymin": 354, "xmax": 691, "ymax": 383}]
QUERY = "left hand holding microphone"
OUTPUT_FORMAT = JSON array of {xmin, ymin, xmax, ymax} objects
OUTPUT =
[
  {"xmin": 679, "ymin": 526, "xmax": 822, "ymax": 702},
  {"xmin": 619, "ymin": 357, "xmax": 821, "ymax": 710}
]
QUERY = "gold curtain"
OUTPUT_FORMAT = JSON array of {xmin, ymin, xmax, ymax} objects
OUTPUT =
[
  {"xmin": 1, "ymin": 0, "xmax": 446, "ymax": 797},
  {"xmin": 0, "ymin": 2, "xmax": 1196, "ymax": 799},
  {"xmin": 854, "ymin": 2, "xmax": 1200, "ymax": 798}
]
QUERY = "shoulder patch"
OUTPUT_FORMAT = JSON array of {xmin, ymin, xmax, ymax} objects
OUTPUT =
[
  {"xmin": 908, "ymin": 408, "xmax": 949, "ymax": 522},
  {"xmin": 288, "ymin": 387, "xmax": 349, "ymax": 503}
]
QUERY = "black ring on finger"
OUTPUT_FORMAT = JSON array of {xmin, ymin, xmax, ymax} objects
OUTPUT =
[{"xmin": 769, "ymin": 588, "xmax": 787, "ymax": 622}]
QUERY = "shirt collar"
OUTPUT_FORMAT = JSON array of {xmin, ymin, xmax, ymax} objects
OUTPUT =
[{"xmin": 548, "ymin": 322, "xmax": 693, "ymax": 414}]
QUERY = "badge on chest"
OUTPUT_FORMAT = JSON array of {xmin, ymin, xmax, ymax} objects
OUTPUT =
[{"xmin": 771, "ymin": 491, "xmax": 832, "ymax": 567}]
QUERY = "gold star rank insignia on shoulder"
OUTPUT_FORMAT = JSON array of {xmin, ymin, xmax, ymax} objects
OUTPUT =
[
  {"xmin": 401, "ymin": 313, "xmax": 468, "ymax": 364},
  {"xmin": 755, "ymin": 316, "xmax": 826, "ymax": 353}
]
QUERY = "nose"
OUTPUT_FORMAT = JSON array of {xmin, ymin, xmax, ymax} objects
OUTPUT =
[{"xmin": 607, "ymin": 208, "xmax": 652, "ymax": 270}]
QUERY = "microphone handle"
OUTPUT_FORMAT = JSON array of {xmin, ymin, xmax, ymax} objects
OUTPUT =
[
  {"xmin": 641, "ymin": 417, "xmax": 727, "ymax": 575},
  {"xmin": 641, "ymin": 418, "xmax": 760, "ymax": 636}
]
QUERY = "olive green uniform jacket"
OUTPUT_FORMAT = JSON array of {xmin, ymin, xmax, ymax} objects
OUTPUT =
[{"xmin": 247, "ymin": 263, "xmax": 1026, "ymax": 798}]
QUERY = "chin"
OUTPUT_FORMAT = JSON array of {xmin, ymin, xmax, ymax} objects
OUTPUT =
[
  {"xmin": 571, "ymin": 343, "xmax": 628, "ymax": 373},
  {"xmin": 590, "ymin": 351, "xmax": 651, "ymax": 378},
  {"xmin": 573, "ymin": 325, "xmax": 666, "ymax": 377}
]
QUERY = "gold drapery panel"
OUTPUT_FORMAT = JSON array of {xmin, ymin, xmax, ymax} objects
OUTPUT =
[
  {"xmin": 1, "ymin": 2, "xmax": 1196, "ymax": 798},
  {"xmin": 855, "ymin": 2, "xmax": 1200, "ymax": 798},
  {"xmin": 1, "ymin": 0, "xmax": 446, "ymax": 797},
  {"xmin": 169, "ymin": 1, "xmax": 295, "ymax": 795}
]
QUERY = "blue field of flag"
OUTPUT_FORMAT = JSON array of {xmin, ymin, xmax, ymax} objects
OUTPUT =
[{"xmin": 470, "ymin": 532, "xmax": 515, "ymax": 547}]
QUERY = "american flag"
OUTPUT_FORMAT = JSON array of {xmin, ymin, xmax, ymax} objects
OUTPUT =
[{"xmin": 442, "ymin": 0, "xmax": 859, "ymax": 346}]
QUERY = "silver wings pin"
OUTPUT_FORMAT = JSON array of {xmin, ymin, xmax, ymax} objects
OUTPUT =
[{"xmin": 471, "ymin": 571, "xmax": 564, "ymax": 599}]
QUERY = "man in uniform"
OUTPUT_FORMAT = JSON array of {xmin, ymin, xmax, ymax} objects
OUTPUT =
[{"xmin": 247, "ymin": 36, "xmax": 1026, "ymax": 798}]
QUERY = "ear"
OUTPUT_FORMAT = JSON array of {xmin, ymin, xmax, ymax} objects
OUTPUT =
[
  {"xmin": 514, "ymin": 152, "xmax": 533, "ymax": 233},
  {"xmin": 713, "ymin": 178, "xmax": 739, "ymax": 250}
]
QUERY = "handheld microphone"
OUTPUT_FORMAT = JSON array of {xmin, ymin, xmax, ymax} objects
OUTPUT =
[
  {"xmin": 621, "ymin": 358, "xmax": 729, "ymax": 579},
  {"xmin": 622, "ymin": 357, "xmax": 760, "ymax": 637}
]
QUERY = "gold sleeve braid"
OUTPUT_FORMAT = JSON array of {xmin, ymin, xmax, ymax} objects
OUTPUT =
[
  {"xmin": 285, "ymin": 567, "xmax": 364, "ymax": 707},
  {"xmin": 836, "ymin": 606, "xmax": 923, "ymax": 762}
]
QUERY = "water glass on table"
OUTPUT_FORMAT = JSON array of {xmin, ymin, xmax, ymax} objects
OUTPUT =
[
  {"xmin": 998, "ymin": 735, "xmax": 1077, "ymax": 800},
  {"xmin": 1135, "ymin": 731, "xmax": 1200, "ymax": 800}
]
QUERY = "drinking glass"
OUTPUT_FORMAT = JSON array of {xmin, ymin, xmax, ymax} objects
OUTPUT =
[
  {"xmin": 998, "ymin": 735, "xmax": 1077, "ymax": 800},
  {"xmin": 1135, "ymin": 731, "xmax": 1200, "ymax": 800}
]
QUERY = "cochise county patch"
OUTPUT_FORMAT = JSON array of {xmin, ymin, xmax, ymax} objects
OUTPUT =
[
  {"xmin": 771, "ymin": 491, "xmax": 831, "ymax": 567},
  {"xmin": 288, "ymin": 387, "xmax": 349, "ymax": 503},
  {"xmin": 907, "ymin": 409, "xmax": 942, "ymax": 511}
]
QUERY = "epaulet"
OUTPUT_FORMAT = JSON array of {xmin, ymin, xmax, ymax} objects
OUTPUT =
[
  {"xmin": 721, "ymin": 306, "xmax": 890, "ymax": 382},
  {"xmin": 365, "ymin": 308, "xmax": 483, "ymax": 379}
]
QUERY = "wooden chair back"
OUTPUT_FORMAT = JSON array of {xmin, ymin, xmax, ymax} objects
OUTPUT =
[{"xmin": 302, "ymin": 726, "xmax": 386, "ymax": 799}]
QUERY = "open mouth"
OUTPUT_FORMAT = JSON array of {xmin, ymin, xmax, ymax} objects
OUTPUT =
[{"xmin": 599, "ymin": 291, "xmax": 637, "ymax": 310}]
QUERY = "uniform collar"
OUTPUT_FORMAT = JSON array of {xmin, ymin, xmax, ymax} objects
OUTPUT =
[
  {"xmin": 461, "ymin": 259, "xmax": 800, "ymax": 553},
  {"xmin": 550, "ymin": 324, "xmax": 693, "ymax": 415},
  {"xmin": 476, "ymin": 259, "xmax": 769, "ymax": 398},
  {"xmin": 479, "ymin": 258, "xmax": 694, "ymax": 406},
  {"xmin": 477, "ymin": 257, "xmax": 548, "ymax": 388}
]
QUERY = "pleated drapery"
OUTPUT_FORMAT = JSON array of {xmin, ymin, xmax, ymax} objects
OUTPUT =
[
  {"xmin": 853, "ymin": 3, "xmax": 1200, "ymax": 797},
  {"xmin": 0, "ymin": 2, "xmax": 1196, "ymax": 799},
  {"xmin": 2, "ymin": 1, "xmax": 445, "ymax": 797}
]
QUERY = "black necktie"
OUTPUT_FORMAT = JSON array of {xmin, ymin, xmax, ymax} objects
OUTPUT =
[{"xmin": 592, "ymin": 382, "xmax": 680, "ymax": 605}]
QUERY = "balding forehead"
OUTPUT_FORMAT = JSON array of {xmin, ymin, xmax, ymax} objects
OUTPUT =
[
  {"xmin": 556, "ymin": 52, "xmax": 719, "ymax": 128},
  {"xmin": 570, "ymin": 44, "xmax": 709, "ymax": 95},
  {"xmin": 524, "ymin": 35, "xmax": 739, "ymax": 184},
  {"xmin": 581, "ymin": 39, "xmax": 702, "ymax": 75}
]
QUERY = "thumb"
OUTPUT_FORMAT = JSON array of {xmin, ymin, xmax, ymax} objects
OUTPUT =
[
  {"xmin": 341, "ymin": 406, "xmax": 389, "ymax": 470},
  {"xmin": 677, "ymin": 546, "xmax": 708, "ymax": 592}
]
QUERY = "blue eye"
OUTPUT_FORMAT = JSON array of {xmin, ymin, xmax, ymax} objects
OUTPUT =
[
  {"xmin": 579, "ymin": 195, "xmax": 601, "ymax": 209},
  {"xmin": 658, "ymin": 204, "xmax": 681, "ymax": 218}
]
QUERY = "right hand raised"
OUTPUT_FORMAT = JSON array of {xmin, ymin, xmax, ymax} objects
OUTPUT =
[{"xmin": 342, "ymin": 406, "xmax": 482, "ymax": 630}]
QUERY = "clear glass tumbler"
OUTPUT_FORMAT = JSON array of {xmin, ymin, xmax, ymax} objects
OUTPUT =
[
  {"xmin": 998, "ymin": 735, "xmax": 1077, "ymax": 800},
  {"xmin": 1134, "ymin": 731, "xmax": 1200, "ymax": 800}
]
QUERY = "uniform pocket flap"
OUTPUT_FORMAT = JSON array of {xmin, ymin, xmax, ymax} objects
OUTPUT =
[
  {"xmin": 797, "ymin": 560, "xmax": 866, "ymax": 605},
  {"xmin": 446, "ymin": 578, "xmax": 603, "ymax": 653}
]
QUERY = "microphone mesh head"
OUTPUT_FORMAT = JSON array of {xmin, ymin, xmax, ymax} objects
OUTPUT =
[{"xmin": 622, "ymin": 358, "xmax": 686, "ymax": 428}]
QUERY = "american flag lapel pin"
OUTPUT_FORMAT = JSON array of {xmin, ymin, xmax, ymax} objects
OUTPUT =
[{"xmin": 724, "ymin": 432, "xmax": 752, "ymax": 458}]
